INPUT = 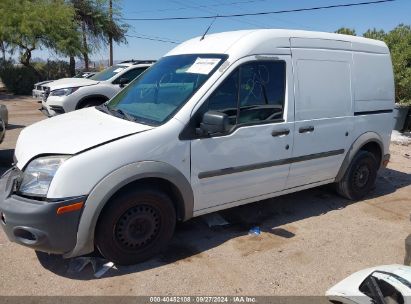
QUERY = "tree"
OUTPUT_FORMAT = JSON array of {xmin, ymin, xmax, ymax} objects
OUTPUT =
[
  {"xmin": 70, "ymin": 0, "xmax": 128, "ymax": 71},
  {"xmin": 0, "ymin": 0, "xmax": 81, "ymax": 72},
  {"xmin": 335, "ymin": 28, "xmax": 357, "ymax": 36},
  {"xmin": 362, "ymin": 28, "xmax": 386, "ymax": 40}
]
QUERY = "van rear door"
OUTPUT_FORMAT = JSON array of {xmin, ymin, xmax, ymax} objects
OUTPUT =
[{"xmin": 286, "ymin": 38, "xmax": 354, "ymax": 188}]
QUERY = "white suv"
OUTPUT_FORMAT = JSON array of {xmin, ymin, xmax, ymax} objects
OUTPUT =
[
  {"xmin": 41, "ymin": 60, "xmax": 154, "ymax": 116},
  {"xmin": 0, "ymin": 30, "xmax": 394, "ymax": 265}
]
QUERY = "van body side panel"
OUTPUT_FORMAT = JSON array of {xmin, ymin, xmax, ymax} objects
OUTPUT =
[
  {"xmin": 351, "ymin": 51, "xmax": 394, "ymax": 157},
  {"xmin": 287, "ymin": 39, "xmax": 354, "ymax": 188},
  {"xmin": 352, "ymin": 52, "xmax": 395, "ymax": 113}
]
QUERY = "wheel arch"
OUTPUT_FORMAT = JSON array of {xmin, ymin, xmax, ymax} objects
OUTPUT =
[
  {"xmin": 335, "ymin": 132, "xmax": 384, "ymax": 182},
  {"xmin": 76, "ymin": 94, "xmax": 109, "ymax": 109},
  {"xmin": 64, "ymin": 161, "xmax": 194, "ymax": 258}
]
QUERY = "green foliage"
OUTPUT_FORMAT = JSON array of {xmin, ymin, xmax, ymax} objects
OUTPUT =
[
  {"xmin": 0, "ymin": 61, "xmax": 39, "ymax": 95},
  {"xmin": 34, "ymin": 61, "xmax": 71, "ymax": 80},
  {"xmin": 335, "ymin": 28, "xmax": 357, "ymax": 36},
  {"xmin": 0, "ymin": 0, "xmax": 82, "ymax": 66},
  {"xmin": 70, "ymin": 0, "xmax": 128, "ymax": 68},
  {"xmin": 0, "ymin": 60, "xmax": 71, "ymax": 95}
]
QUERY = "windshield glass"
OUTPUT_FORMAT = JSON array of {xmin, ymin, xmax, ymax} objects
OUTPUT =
[
  {"xmin": 106, "ymin": 54, "xmax": 227, "ymax": 125},
  {"xmin": 90, "ymin": 65, "xmax": 128, "ymax": 81}
]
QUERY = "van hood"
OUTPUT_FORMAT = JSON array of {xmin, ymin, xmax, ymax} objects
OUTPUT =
[
  {"xmin": 46, "ymin": 77, "xmax": 99, "ymax": 91},
  {"xmin": 15, "ymin": 107, "xmax": 154, "ymax": 168}
]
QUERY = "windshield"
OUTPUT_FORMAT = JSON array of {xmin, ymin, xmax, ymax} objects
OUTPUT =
[
  {"xmin": 106, "ymin": 54, "xmax": 227, "ymax": 125},
  {"xmin": 90, "ymin": 65, "xmax": 128, "ymax": 81}
]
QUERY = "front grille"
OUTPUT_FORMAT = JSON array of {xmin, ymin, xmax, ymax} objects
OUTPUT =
[{"xmin": 49, "ymin": 105, "xmax": 65, "ymax": 114}]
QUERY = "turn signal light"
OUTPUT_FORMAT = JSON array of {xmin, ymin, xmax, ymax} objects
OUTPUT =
[{"xmin": 57, "ymin": 202, "xmax": 84, "ymax": 215}]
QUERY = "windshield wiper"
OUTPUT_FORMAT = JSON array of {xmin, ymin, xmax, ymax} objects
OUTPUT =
[
  {"xmin": 96, "ymin": 103, "xmax": 134, "ymax": 121},
  {"xmin": 115, "ymin": 109, "xmax": 137, "ymax": 122},
  {"xmin": 96, "ymin": 103, "xmax": 111, "ymax": 114}
]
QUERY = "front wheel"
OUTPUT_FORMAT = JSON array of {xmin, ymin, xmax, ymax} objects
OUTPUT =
[
  {"xmin": 336, "ymin": 150, "xmax": 378, "ymax": 200},
  {"xmin": 79, "ymin": 99, "xmax": 104, "ymax": 108},
  {"xmin": 95, "ymin": 188, "xmax": 176, "ymax": 265}
]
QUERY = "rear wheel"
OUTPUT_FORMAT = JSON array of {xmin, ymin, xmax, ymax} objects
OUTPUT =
[
  {"xmin": 95, "ymin": 188, "xmax": 176, "ymax": 265},
  {"xmin": 336, "ymin": 150, "xmax": 378, "ymax": 200}
]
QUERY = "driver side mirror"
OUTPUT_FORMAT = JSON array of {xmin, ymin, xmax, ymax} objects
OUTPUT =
[
  {"xmin": 197, "ymin": 111, "xmax": 230, "ymax": 136},
  {"xmin": 118, "ymin": 77, "xmax": 129, "ymax": 88}
]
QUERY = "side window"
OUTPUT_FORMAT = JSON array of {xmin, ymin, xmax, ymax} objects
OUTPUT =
[
  {"xmin": 205, "ymin": 70, "xmax": 239, "ymax": 127},
  {"xmin": 202, "ymin": 60, "xmax": 286, "ymax": 127},
  {"xmin": 113, "ymin": 68, "xmax": 146, "ymax": 84},
  {"xmin": 238, "ymin": 61, "xmax": 285, "ymax": 124}
]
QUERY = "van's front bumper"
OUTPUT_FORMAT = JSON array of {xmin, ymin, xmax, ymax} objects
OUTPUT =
[{"xmin": 0, "ymin": 168, "xmax": 86, "ymax": 254}]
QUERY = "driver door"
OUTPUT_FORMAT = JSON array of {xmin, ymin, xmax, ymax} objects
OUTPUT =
[{"xmin": 189, "ymin": 56, "xmax": 295, "ymax": 214}]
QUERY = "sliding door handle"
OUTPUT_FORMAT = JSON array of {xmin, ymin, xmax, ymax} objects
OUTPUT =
[
  {"xmin": 271, "ymin": 129, "xmax": 290, "ymax": 137},
  {"xmin": 299, "ymin": 126, "xmax": 314, "ymax": 133}
]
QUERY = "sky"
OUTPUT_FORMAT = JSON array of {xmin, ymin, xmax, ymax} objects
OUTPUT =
[{"xmin": 33, "ymin": 0, "xmax": 411, "ymax": 63}]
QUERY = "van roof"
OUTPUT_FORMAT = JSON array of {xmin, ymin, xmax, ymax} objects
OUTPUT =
[{"xmin": 166, "ymin": 29, "xmax": 389, "ymax": 59}]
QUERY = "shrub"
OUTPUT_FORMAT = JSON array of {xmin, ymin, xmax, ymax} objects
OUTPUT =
[
  {"xmin": 0, "ymin": 60, "xmax": 39, "ymax": 95},
  {"xmin": 0, "ymin": 59, "xmax": 71, "ymax": 95}
]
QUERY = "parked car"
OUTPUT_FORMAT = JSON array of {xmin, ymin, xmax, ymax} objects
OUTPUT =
[
  {"xmin": 75, "ymin": 71, "xmax": 96, "ymax": 79},
  {"xmin": 33, "ymin": 74, "xmax": 96, "ymax": 101},
  {"xmin": 0, "ymin": 104, "xmax": 7, "ymax": 127},
  {"xmin": 32, "ymin": 80, "xmax": 54, "ymax": 101},
  {"xmin": 0, "ymin": 29, "xmax": 394, "ymax": 265},
  {"xmin": 326, "ymin": 264, "xmax": 411, "ymax": 304},
  {"xmin": 41, "ymin": 60, "xmax": 154, "ymax": 117}
]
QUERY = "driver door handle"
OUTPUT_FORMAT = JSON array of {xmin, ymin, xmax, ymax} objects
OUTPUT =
[{"xmin": 271, "ymin": 129, "xmax": 290, "ymax": 137}]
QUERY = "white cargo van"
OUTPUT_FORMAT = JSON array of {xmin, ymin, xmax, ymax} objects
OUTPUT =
[{"xmin": 0, "ymin": 30, "xmax": 394, "ymax": 265}]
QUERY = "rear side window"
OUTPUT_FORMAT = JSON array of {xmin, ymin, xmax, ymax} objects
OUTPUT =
[{"xmin": 205, "ymin": 60, "xmax": 286, "ymax": 127}]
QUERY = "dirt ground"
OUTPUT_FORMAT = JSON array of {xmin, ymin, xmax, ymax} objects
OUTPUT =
[{"xmin": 0, "ymin": 94, "xmax": 410, "ymax": 296}]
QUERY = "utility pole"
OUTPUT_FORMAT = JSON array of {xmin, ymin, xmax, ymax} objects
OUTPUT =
[{"xmin": 109, "ymin": 0, "xmax": 113, "ymax": 66}]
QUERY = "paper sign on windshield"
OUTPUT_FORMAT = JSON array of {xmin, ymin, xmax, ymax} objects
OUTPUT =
[
  {"xmin": 186, "ymin": 58, "xmax": 221, "ymax": 75},
  {"xmin": 113, "ymin": 68, "xmax": 125, "ymax": 73}
]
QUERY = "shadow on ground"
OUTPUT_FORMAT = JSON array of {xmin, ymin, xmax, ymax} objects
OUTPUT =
[
  {"xmin": 35, "ymin": 166, "xmax": 411, "ymax": 280},
  {"xmin": 6, "ymin": 123, "xmax": 25, "ymax": 130}
]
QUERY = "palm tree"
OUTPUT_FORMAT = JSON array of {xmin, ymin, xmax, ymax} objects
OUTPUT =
[{"xmin": 69, "ymin": 0, "xmax": 128, "ymax": 72}]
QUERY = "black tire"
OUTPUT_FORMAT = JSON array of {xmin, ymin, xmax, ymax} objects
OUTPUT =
[
  {"xmin": 95, "ymin": 188, "xmax": 176, "ymax": 265},
  {"xmin": 336, "ymin": 150, "xmax": 378, "ymax": 200},
  {"xmin": 79, "ymin": 99, "xmax": 104, "ymax": 109}
]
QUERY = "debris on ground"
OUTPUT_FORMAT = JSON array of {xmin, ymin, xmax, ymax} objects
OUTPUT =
[
  {"xmin": 67, "ymin": 257, "xmax": 116, "ymax": 278},
  {"xmin": 248, "ymin": 226, "xmax": 261, "ymax": 236},
  {"xmin": 391, "ymin": 130, "xmax": 411, "ymax": 146},
  {"xmin": 202, "ymin": 213, "xmax": 230, "ymax": 228},
  {"xmin": 94, "ymin": 261, "xmax": 115, "ymax": 278}
]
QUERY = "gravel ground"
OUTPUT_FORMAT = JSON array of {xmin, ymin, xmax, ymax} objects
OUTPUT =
[{"xmin": 0, "ymin": 95, "xmax": 410, "ymax": 296}]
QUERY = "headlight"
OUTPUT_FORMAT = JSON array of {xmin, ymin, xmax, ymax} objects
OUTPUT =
[
  {"xmin": 50, "ymin": 87, "xmax": 79, "ymax": 96},
  {"xmin": 19, "ymin": 156, "xmax": 70, "ymax": 197}
]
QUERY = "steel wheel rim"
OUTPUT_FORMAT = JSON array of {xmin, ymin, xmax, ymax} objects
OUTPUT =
[
  {"xmin": 114, "ymin": 204, "xmax": 161, "ymax": 250},
  {"xmin": 354, "ymin": 164, "xmax": 370, "ymax": 188}
]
